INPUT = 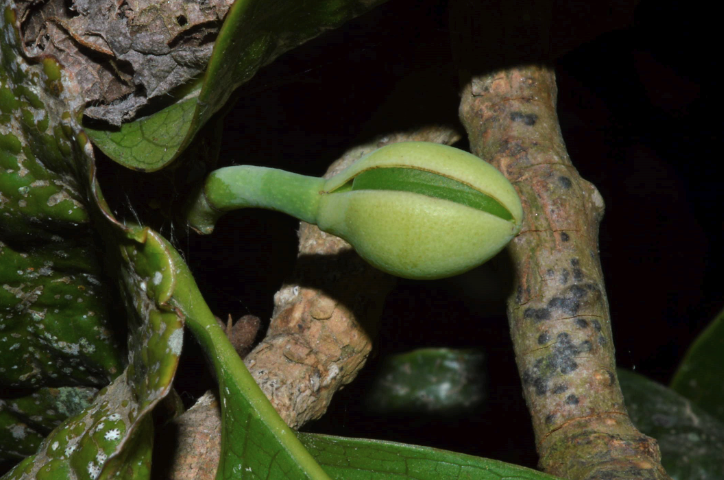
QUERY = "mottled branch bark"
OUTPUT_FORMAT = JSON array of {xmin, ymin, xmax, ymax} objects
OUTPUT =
[
  {"xmin": 451, "ymin": 0, "xmax": 669, "ymax": 480},
  {"xmin": 458, "ymin": 65, "xmax": 669, "ymax": 480},
  {"xmin": 450, "ymin": 2, "xmax": 669, "ymax": 478}
]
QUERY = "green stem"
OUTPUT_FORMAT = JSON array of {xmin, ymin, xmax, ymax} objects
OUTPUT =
[{"xmin": 187, "ymin": 166, "xmax": 325, "ymax": 233}]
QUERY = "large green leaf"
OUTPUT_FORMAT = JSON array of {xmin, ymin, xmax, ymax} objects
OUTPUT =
[
  {"xmin": 84, "ymin": 0, "xmax": 388, "ymax": 172},
  {"xmin": 298, "ymin": 433, "xmax": 562, "ymax": 480},
  {"xmin": 670, "ymin": 308, "xmax": 724, "ymax": 423},
  {"xmin": 619, "ymin": 369, "xmax": 724, "ymax": 480}
]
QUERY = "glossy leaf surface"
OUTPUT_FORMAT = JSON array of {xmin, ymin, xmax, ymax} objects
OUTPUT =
[
  {"xmin": 85, "ymin": 0, "xmax": 388, "ymax": 172},
  {"xmin": 670, "ymin": 307, "xmax": 724, "ymax": 423},
  {"xmin": 619, "ymin": 369, "xmax": 724, "ymax": 480},
  {"xmin": 299, "ymin": 433, "xmax": 562, "ymax": 480}
]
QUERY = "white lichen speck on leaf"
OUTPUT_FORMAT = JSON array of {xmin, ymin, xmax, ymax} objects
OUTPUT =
[
  {"xmin": 9, "ymin": 423, "xmax": 27, "ymax": 439},
  {"xmin": 168, "ymin": 328, "xmax": 183, "ymax": 356}
]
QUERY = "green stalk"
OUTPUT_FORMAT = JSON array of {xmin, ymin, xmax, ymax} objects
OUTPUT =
[{"xmin": 187, "ymin": 166, "xmax": 325, "ymax": 234}]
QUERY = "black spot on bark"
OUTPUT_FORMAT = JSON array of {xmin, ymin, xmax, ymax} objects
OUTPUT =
[
  {"xmin": 546, "ymin": 268, "xmax": 555, "ymax": 277},
  {"xmin": 560, "ymin": 232, "xmax": 570, "ymax": 242},
  {"xmin": 545, "ymin": 413, "xmax": 556, "ymax": 425},
  {"xmin": 558, "ymin": 176, "xmax": 573, "ymax": 189},
  {"xmin": 560, "ymin": 269, "xmax": 569, "ymax": 285},
  {"xmin": 524, "ymin": 307, "xmax": 551, "ymax": 322},
  {"xmin": 575, "ymin": 318, "xmax": 588, "ymax": 328},
  {"xmin": 556, "ymin": 333, "xmax": 580, "ymax": 374},
  {"xmin": 533, "ymin": 378, "xmax": 548, "ymax": 395},
  {"xmin": 501, "ymin": 139, "xmax": 525, "ymax": 156},
  {"xmin": 522, "ymin": 369, "xmax": 549, "ymax": 396},
  {"xmin": 606, "ymin": 370, "xmax": 615, "ymax": 386},
  {"xmin": 528, "ymin": 283, "xmax": 599, "ymax": 323},
  {"xmin": 552, "ymin": 384, "xmax": 568, "ymax": 394},
  {"xmin": 591, "ymin": 318, "xmax": 607, "ymax": 347},
  {"xmin": 570, "ymin": 284, "xmax": 586, "ymax": 298},
  {"xmin": 580, "ymin": 340, "xmax": 593, "ymax": 353},
  {"xmin": 515, "ymin": 286, "xmax": 523, "ymax": 304},
  {"xmin": 522, "ymin": 332, "xmax": 590, "ymax": 396},
  {"xmin": 560, "ymin": 359, "xmax": 578, "ymax": 374},
  {"xmin": 549, "ymin": 285, "xmax": 587, "ymax": 316},
  {"xmin": 538, "ymin": 332, "xmax": 550, "ymax": 345},
  {"xmin": 570, "ymin": 258, "xmax": 584, "ymax": 281},
  {"xmin": 510, "ymin": 111, "xmax": 538, "ymax": 126},
  {"xmin": 565, "ymin": 394, "xmax": 580, "ymax": 405}
]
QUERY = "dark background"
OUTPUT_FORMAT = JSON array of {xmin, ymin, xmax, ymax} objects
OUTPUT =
[{"xmin": 101, "ymin": 0, "xmax": 721, "ymax": 468}]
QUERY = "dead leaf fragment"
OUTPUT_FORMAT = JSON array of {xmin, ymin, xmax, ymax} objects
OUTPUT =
[{"xmin": 18, "ymin": 0, "xmax": 233, "ymax": 126}]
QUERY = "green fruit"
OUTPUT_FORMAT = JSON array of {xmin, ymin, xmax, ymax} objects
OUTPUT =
[
  {"xmin": 187, "ymin": 142, "xmax": 523, "ymax": 279},
  {"xmin": 318, "ymin": 142, "xmax": 522, "ymax": 279}
]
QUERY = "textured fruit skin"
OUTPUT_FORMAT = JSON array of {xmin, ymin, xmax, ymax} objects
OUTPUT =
[{"xmin": 318, "ymin": 142, "xmax": 523, "ymax": 280}]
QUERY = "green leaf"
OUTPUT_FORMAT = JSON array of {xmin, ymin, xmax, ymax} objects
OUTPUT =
[
  {"xmin": 352, "ymin": 168, "xmax": 514, "ymax": 221},
  {"xmin": 362, "ymin": 348, "xmax": 486, "ymax": 415},
  {"xmin": 0, "ymin": 387, "xmax": 96, "ymax": 461},
  {"xmin": 2, "ymin": 9, "xmax": 182, "ymax": 477},
  {"xmin": 0, "ymin": 408, "xmax": 45, "ymax": 462},
  {"xmin": 1, "ymin": 5, "xmax": 123, "ymax": 391},
  {"xmin": 83, "ymin": 97, "xmax": 199, "ymax": 173},
  {"xmin": 0, "ymin": 241, "xmax": 123, "ymax": 389},
  {"xmin": 670, "ymin": 307, "xmax": 724, "ymax": 423},
  {"xmin": 619, "ymin": 369, "xmax": 724, "ymax": 480},
  {"xmin": 167, "ymin": 240, "xmax": 331, "ymax": 480},
  {"xmin": 298, "ymin": 433, "xmax": 562, "ymax": 480},
  {"xmin": 85, "ymin": 0, "xmax": 388, "ymax": 172},
  {"xmin": 1, "ymin": 227, "xmax": 185, "ymax": 480}
]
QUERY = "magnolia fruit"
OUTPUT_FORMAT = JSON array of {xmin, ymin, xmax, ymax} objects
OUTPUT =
[{"xmin": 187, "ymin": 142, "xmax": 523, "ymax": 280}]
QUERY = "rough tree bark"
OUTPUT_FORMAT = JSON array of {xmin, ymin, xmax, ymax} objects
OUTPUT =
[{"xmin": 450, "ymin": 1, "xmax": 671, "ymax": 476}]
